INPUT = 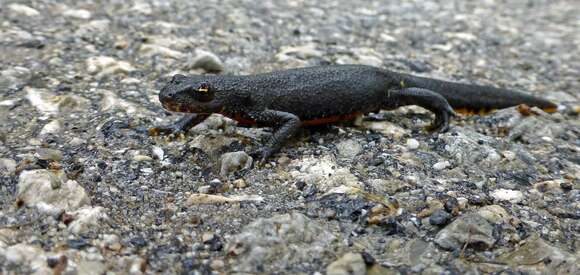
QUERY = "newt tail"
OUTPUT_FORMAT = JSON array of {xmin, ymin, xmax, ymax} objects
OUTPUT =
[{"xmin": 398, "ymin": 73, "xmax": 557, "ymax": 114}]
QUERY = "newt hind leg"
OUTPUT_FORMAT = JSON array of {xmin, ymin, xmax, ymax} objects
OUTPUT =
[{"xmin": 384, "ymin": 87, "xmax": 456, "ymax": 132}]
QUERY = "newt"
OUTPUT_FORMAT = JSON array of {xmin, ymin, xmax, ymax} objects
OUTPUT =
[{"xmin": 152, "ymin": 65, "xmax": 557, "ymax": 162}]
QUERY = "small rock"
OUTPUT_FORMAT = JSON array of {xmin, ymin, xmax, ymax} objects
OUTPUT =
[
  {"xmin": 0, "ymin": 99, "xmax": 18, "ymax": 108},
  {"xmin": 210, "ymin": 259, "xmax": 225, "ymax": 270},
  {"xmin": 226, "ymin": 212, "xmax": 336, "ymax": 273},
  {"xmin": 220, "ymin": 151, "xmax": 253, "ymax": 177},
  {"xmin": 476, "ymin": 205, "xmax": 511, "ymax": 224},
  {"xmin": 406, "ymin": 138, "xmax": 420, "ymax": 150},
  {"xmin": 0, "ymin": 158, "xmax": 17, "ymax": 175},
  {"xmin": 275, "ymin": 43, "xmax": 323, "ymax": 62},
  {"xmin": 361, "ymin": 121, "xmax": 407, "ymax": 140},
  {"xmin": 133, "ymin": 154, "xmax": 153, "ymax": 162},
  {"xmin": 77, "ymin": 259, "xmax": 107, "ymax": 274},
  {"xmin": 25, "ymin": 87, "xmax": 89, "ymax": 114},
  {"xmin": 336, "ymin": 139, "xmax": 362, "ymax": 158},
  {"xmin": 277, "ymin": 155, "xmax": 291, "ymax": 166},
  {"xmin": 233, "ymin": 179, "xmax": 248, "ymax": 188},
  {"xmin": 35, "ymin": 148, "xmax": 63, "ymax": 161},
  {"xmin": 69, "ymin": 137, "xmax": 85, "ymax": 146},
  {"xmin": 292, "ymin": 156, "xmax": 361, "ymax": 191},
  {"xmin": 67, "ymin": 206, "xmax": 108, "ymax": 234},
  {"xmin": 429, "ymin": 209, "xmax": 452, "ymax": 226},
  {"xmin": 139, "ymin": 44, "xmax": 185, "ymax": 59},
  {"xmin": 151, "ymin": 146, "xmax": 164, "ymax": 161},
  {"xmin": 197, "ymin": 185, "xmax": 212, "ymax": 194},
  {"xmin": 189, "ymin": 135, "xmax": 237, "ymax": 159},
  {"xmin": 188, "ymin": 49, "xmax": 224, "ymax": 72},
  {"xmin": 0, "ymin": 67, "xmax": 31, "ymax": 90},
  {"xmin": 76, "ymin": 19, "xmax": 110, "ymax": 37},
  {"xmin": 496, "ymin": 234, "xmax": 578, "ymax": 274},
  {"xmin": 185, "ymin": 194, "xmax": 263, "ymax": 206},
  {"xmin": 39, "ymin": 120, "xmax": 62, "ymax": 136},
  {"xmin": 435, "ymin": 213, "xmax": 496, "ymax": 251},
  {"xmin": 433, "ymin": 161, "xmax": 451, "ymax": 170},
  {"xmin": 357, "ymin": 55, "xmax": 383, "ymax": 67},
  {"xmin": 326, "ymin": 253, "xmax": 367, "ymax": 275},
  {"xmin": 17, "ymin": 170, "xmax": 90, "ymax": 214},
  {"xmin": 0, "ymin": 229, "xmax": 18, "ymax": 248},
  {"xmin": 209, "ymin": 178, "xmax": 229, "ymax": 193},
  {"xmin": 533, "ymin": 180, "xmax": 565, "ymax": 194},
  {"xmin": 100, "ymin": 90, "xmax": 137, "ymax": 114},
  {"xmin": 490, "ymin": 188, "xmax": 524, "ymax": 203},
  {"xmin": 102, "ymin": 234, "xmax": 122, "ymax": 251},
  {"xmin": 1, "ymin": 244, "xmax": 51, "ymax": 274},
  {"xmin": 63, "ymin": 9, "xmax": 92, "ymax": 20},
  {"xmin": 86, "ymin": 56, "xmax": 135, "ymax": 78},
  {"xmin": 8, "ymin": 4, "xmax": 40, "ymax": 17}
]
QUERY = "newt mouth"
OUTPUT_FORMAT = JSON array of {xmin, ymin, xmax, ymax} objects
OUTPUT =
[
  {"xmin": 162, "ymin": 102, "xmax": 194, "ymax": 113},
  {"xmin": 161, "ymin": 101, "xmax": 222, "ymax": 114}
]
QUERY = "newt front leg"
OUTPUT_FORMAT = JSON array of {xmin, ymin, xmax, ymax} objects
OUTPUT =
[{"xmin": 148, "ymin": 113, "xmax": 210, "ymax": 136}]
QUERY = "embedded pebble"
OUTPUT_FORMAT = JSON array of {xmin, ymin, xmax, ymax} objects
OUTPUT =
[
  {"xmin": 435, "ymin": 213, "xmax": 496, "ymax": 250},
  {"xmin": 406, "ymin": 138, "xmax": 420, "ymax": 150},
  {"xmin": 63, "ymin": 9, "xmax": 92, "ymax": 20},
  {"xmin": 25, "ymin": 87, "xmax": 89, "ymax": 114},
  {"xmin": 275, "ymin": 43, "xmax": 323, "ymax": 62},
  {"xmin": 35, "ymin": 148, "xmax": 63, "ymax": 161},
  {"xmin": 185, "ymin": 194, "xmax": 263, "ymax": 205},
  {"xmin": 233, "ymin": 179, "xmax": 248, "ymax": 188},
  {"xmin": 139, "ymin": 44, "xmax": 185, "ymax": 59},
  {"xmin": 490, "ymin": 189, "xmax": 524, "ymax": 203},
  {"xmin": 100, "ymin": 90, "xmax": 138, "ymax": 114},
  {"xmin": 429, "ymin": 209, "xmax": 452, "ymax": 226},
  {"xmin": 39, "ymin": 120, "xmax": 62, "ymax": 136},
  {"xmin": 1, "ymin": 244, "xmax": 51, "ymax": 274},
  {"xmin": 102, "ymin": 234, "xmax": 122, "ymax": 251},
  {"xmin": 187, "ymin": 49, "xmax": 224, "ymax": 72},
  {"xmin": 68, "ymin": 207, "xmax": 108, "ymax": 234},
  {"xmin": 86, "ymin": 56, "xmax": 135, "ymax": 77},
  {"xmin": 361, "ymin": 121, "xmax": 407, "ymax": 140},
  {"xmin": 326, "ymin": 253, "xmax": 366, "ymax": 275},
  {"xmin": 220, "ymin": 151, "xmax": 253, "ymax": 177},
  {"xmin": 226, "ymin": 212, "xmax": 336, "ymax": 273},
  {"xmin": 8, "ymin": 4, "xmax": 40, "ymax": 17},
  {"xmin": 0, "ymin": 158, "xmax": 17, "ymax": 175},
  {"xmin": 17, "ymin": 170, "xmax": 90, "ymax": 214},
  {"xmin": 433, "ymin": 161, "xmax": 451, "ymax": 170},
  {"xmin": 336, "ymin": 139, "xmax": 362, "ymax": 158}
]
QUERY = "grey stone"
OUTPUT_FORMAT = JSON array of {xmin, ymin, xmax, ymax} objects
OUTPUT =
[
  {"xmin": 435, "ymin": 213, "xmax": 496, "ymax": 251},
  {"xmin": 336, "ymin": 139, "xmax": 363, "ymax": 158},
  {"xmin": 226, "ymin": 212, "xmax": 337, "ymax": 273},
  {"xmin": 326, "ymin": 253, "xmax": 366, "ymax": 275},
  {"xmin": 188, "ymin": 49, "xmax": 224, "ymax": 72},
  {"xmin": 220, "ymin": 151, "xmax": 253, "ymax": 177},
  {"xmin": 17, "ymin": 170, "xmax": 90, "ymax": 214}
]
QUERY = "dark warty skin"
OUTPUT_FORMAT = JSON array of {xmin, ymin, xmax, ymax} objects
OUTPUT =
[{"xmin": 152, "ymin": 65, "xmax": 557, "ymax": 162}]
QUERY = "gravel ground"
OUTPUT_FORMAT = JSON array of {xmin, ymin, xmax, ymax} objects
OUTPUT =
[{"xmin": 1, "ymin": 0, "xmax": 579, "ymax": 274}]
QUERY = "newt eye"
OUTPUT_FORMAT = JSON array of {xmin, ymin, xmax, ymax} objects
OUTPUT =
[
  {"xmin": 192, "ymin": 82, "xmax": 214, "ymax": 102},
  {"xmin": 197, "ymin": 82, "xmax": 210, "ymax": 93}
]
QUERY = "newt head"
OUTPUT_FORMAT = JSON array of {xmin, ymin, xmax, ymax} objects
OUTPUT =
[{"xmin": 159, "ymin": 74, "xmax": 223, "ymax": 114}]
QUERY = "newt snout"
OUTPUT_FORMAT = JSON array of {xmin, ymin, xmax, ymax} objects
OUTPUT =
[{"xmin": 159, "ymin": 74, "xmax": 222, "ymax": 114}]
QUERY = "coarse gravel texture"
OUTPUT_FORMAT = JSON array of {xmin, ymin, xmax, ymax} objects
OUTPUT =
[{"xmin": 1, "ymin": 0, "xmax": 579, "ymax": 274}]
